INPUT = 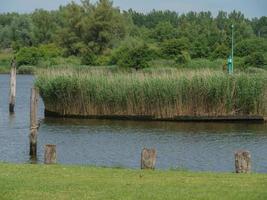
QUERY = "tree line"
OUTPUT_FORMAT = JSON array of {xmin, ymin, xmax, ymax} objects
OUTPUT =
[{"xmin": 0, "ymin": 0, "xmax": 266, "ymax": 69}]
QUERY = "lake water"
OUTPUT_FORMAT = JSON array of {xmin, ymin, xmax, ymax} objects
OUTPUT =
[{"xmin": 0, "ymin": 74, "xmax": 267, "ymax": 172}]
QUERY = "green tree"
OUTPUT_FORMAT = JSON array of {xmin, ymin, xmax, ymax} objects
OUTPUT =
[
  {"xmin": 32, "ymin": 9, "xmax": 55, "ymax": 44},
  {"xmin": 150, "ymin": 21, "xmax": 177, "ymax": 42},
  {"xmin": 161, "ymin": 38, "xmax": 190, "ymax": 58},
  {"xmin": 81, "ymin": 0, "xmax": 127, "ymax": 54}
]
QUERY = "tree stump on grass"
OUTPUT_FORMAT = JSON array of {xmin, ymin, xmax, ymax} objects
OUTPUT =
[
  {"xmin": 141, "ymin": 148, "xmax": 156, "ymax": 170},
  {"xmin": 44, "ymin": 145, "xmax": 57, "ymax": 164},
  {"xmin": 235, "ymin": 150, "xmax": 251, "ymax": 173}
]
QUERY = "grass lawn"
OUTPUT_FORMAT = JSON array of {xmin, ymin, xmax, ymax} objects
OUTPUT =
[{"xmin": 0, "ymin": 163, "xmax": 266, "ymax": 200}]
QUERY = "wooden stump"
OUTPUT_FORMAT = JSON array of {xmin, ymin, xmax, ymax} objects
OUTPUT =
[
  {"xmin": 44, "ymin": 145, "xmax": 57, "ymax": 164},
  {"xmin": 235, "ymin": 150, "xmax": 251, "ymax": 173},
  {"xmin": 141, "ymin": 148, "xmax": 156, "ymax": 170},
  {"xmin": 9, "ymin": 59, "xmax": 16, "ymax": 113},
  {"xmin": 29, "ymin": 88, "xmax": 39, "ymax": 158}
]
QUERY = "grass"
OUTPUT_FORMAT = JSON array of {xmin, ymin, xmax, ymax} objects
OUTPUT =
[
  {"xmin": 35, "ymin": 68, "xmax": 267, "ymax": 118},
  {"xmin": 0, "ymin": 163, "xmax": 266, "ymax": 200}
]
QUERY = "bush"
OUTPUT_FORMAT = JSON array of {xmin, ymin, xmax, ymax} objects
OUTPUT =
[
  {"xmin": 38, "ymin": 44, "xmax": 62, "ymax": 59},
  {"xmin": 161, "ymin": 38, "xmax": 190, "ymax": 59},
  {"xmin": 80, "ymin": 48, "xmax": 97, "ymax": 65},
  {"xmin": 16, "ymin": 44, "xmax": 62, "ymax": 66},
  {"xmin": 112, "ymin": 38, "xmax": 156, "ymax": 69},
  {"xmin": 117, "ymin": 44, "xmax": 156, "ymax": 69},
  {"xmin": 244, "ymin": 52, "xmax": 265, "ymax": 68},
  {"xmin": 17, "ymin": 65, "xmax": 35, "ymax": 74},
  {"xmin": 16, "ymin": 47, "xmax": 41, "ymax": 66},
  {"xmin": 94, "ymin": 55, "xmax": 111, "ymax": 66},
  {"xmin": 211, "ymin": 44, "xmax": 229, "ymax": 59},
  {"xmin": 235, "ymin": 38, "xmax": 267, "ymax": 57},
  {"xmin": 176, "ymin": 51, "xmax": 191, "ymax": 64}
]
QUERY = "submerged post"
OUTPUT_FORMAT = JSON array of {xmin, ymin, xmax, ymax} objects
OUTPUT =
[
  {"xmin": 141, "ymin": 148, "xmax": 156, "ymax": 170},
  {"xmin": 9, "ymin": 59, "xmax": 16, "ymax": 113},
  {"xmin": 235, "ymin": 150, "xmax": 251, "ymax": 173},
  {"xmin": 44, "ymin": 145, "xmax": 57, "ymax": 164},
  {"xmin": 29, "ymin": 88, "xmax": 39, "ymax": 159}
]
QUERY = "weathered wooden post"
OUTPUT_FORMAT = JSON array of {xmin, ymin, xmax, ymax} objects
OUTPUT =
[
  {"xmin": 141, "ymin": 148, "xmax": 156, "ymax": 170},
  {"xmin": 235, "ymin": 150, "xmax": 251, "ymax": 173},
  {"xmin": 29, "ymin": 88, "xmax": 39, "ymax": 159},
  {"xmin": 9, "ymin": 59, "xmax": 16, "ymax": 113},
  {"xmin": 44, "ymin": 145, "xmax": 57, "ymax": 164}
]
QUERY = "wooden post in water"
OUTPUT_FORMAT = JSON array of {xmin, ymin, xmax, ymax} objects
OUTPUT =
[
  {"xmin": 29, "ymin": 88, "xmax": 39, "ymax": 159},
  {"xmin": 141, "ymin": 148, "xmax": 156, "ymax": 170},
  {"xmin": 235, "ymin": 150, "xmax": 251, "ymax": 173},
  {"xmin": 44, "ymin": 145, "xmax": 57, "ymax": 164},
  {"xmin": 9, "ymin": 59, "xmax": 16, "ymax": 113}
]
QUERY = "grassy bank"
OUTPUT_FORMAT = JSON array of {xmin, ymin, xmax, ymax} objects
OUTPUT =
[
  {"xmin": 36, "ymin": 68, "xmax": 267, "ymax": 118},
  {"xmin": 0, "ymin": 163, "xmax": 266, "ymax": 200}
]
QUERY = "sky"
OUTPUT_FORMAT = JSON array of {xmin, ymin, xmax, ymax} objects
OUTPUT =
[{"xmin": 0, "ymin": 0, "xmax": 266, "ymax": 18}]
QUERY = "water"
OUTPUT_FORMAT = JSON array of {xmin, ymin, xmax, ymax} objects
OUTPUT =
[{"xmin": 0, "ymin": 74, "xmax": 267, "ymax": 172}]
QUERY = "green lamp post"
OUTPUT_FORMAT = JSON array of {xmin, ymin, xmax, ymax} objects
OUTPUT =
[
  {"xmin": 231, "ymin": 24, "xmax": 234, "ymax": 73},
  {"xmin": 227, "ymin": 24, "xmax": 234, "ymax": 74}
]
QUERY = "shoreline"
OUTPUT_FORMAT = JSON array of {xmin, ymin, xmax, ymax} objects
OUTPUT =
[{"xmin": 45, "ymin": 109, "xmax": 266, "ymax": 123}]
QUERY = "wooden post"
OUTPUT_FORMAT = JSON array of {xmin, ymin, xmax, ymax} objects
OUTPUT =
[
  {"xmin": 235, "ymin": 150, "xmax": 251, "ymax": 173},
  {"xmin": 141, "ymin": 148, "xmax": 156, "ymax": 170},
  {"xmin": 9, "ymin": 59, "xmax": 16, "ymax": 113},
  {"xmin": 44, "ymin": 145, "xmax": 57, "ymax": 164},
  {"xmin": 29, "ymin": 88, "xmax": 39, "ymax": 159}
]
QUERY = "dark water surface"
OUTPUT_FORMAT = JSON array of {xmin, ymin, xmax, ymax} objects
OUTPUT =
[{"xmin": 0, "ymin": 74, "xmax": 267, "ymax": 172}]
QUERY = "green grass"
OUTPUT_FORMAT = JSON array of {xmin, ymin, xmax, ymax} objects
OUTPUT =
[
  {"xmin": 36, "ymin": 68, "xmax": 267, "ymax": 118},
  {"xmin": 0, "ymin": 163, "xmax": 266, "ymax": 200}
]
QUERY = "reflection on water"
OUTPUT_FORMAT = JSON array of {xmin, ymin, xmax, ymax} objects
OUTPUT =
[{"xmin": 0, "ymin": 74, "xmax": 267, "ymax": 172}]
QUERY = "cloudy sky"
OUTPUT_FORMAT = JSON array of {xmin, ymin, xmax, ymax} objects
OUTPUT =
[{"xmin": 0, "ymin": 0, "xmax": 266, "ymax": 18}]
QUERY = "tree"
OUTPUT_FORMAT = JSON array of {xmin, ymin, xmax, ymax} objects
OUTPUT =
[
  {"xmin": 150, "ymin": 21, "xmax": 177, "ymax": 42},
  {"xmin": 245, "ymin": 52, "xmax": 265, "ymax": 68},
  {"xmin": 211, "ymin": 43, "xmax": 229, "ymax": 59},
  {"xmin": 161, "ymin": 38, "xmax": 190, "ymax": 58},
  {"xmin": 10, "ymin": 15, "xmax": 34, "ymax": 50},
  {"xmin": 81, "ymin": 0, "xmax": 127, "ymax": 54},
  {"xmin": 235, "ymin": 38, "xmax": 267, "ymax": 57},
  {"xmin": 32, "ymin": 9, "xmax": 55, "ymax": 44}
]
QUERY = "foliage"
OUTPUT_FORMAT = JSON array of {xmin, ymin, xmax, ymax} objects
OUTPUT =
[
  {"xmin": 117, "ymin": 43, "xmax": 155, "ymax": 69},
  {"xmin": 111, "ymin": 38, "xmax": 156, "ymax": 69},
  {"xmin": 211, "ymin": 44, "xmax": 230, "ymax": 59},
  {"xmin": 244, "ymin": 52, "xmax": 265, "ymax": 68},
  {"xmin": 38, "ymin": 43, "xmax": 62, "ymax": 58},
  {"xmin": 150, "ymin": 21, "xmax": 177, "ymax": 42},
  {"xmin": 176, "ymin": 51, "xmax": 191, "ymax": 64},
  {"xmin": 0, "ymin": 1, "xmax": 266, "ymax": 68},
  {"xmin": 16, "ymin": 44, "xmax": 62, "ymax": 66},
  {"xmin": 235, "ymin": 38, "xmax": 267, "ymax": 57},
  {"xmin": 17, "ymin": 65, "xmax": 35, "ymax": 74},
  {"xmin": 16, "ymin": 47, "xmax": 41, "ymax": 66},
  {"xmin": 161, "ymin": 38, "xmax": 190, "ymax": 59}
]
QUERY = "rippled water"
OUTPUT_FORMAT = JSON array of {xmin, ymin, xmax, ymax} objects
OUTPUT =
[{"xmin": 0, "ymin": 74, "xmax": 267, "ymax": 172}]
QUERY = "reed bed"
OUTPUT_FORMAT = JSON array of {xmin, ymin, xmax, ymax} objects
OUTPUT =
[{"xmin": 35, "ymin": 68, "xmax": 267, "ymax": 118}]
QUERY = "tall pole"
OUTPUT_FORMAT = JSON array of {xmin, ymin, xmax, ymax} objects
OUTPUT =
[
  {"xmin": 231, "ymin": 24, "xmax": 234, "ymax": 73},
  {"xmin": 30, "ymin": 88, "xmax": 39, "ymax": 160},
  {"xmin": 9, "ymin": 59, "xmax": 16, "ymax": 113}
]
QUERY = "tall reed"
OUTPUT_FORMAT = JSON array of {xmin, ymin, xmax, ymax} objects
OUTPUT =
[{"xmin": 35, "ymin": 68, "xmax": 267, "ymax": 118}]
